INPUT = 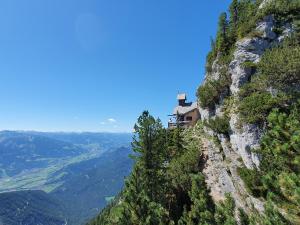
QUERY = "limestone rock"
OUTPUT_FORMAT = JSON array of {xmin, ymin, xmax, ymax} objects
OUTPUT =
[
  {"xmin": 256, "ymin": 15, "xmax": 277, "ymax": 40},
  {"xmin": 229, "ymin": 113, "xmax": 262, "ymax": 169},
  {"xmin": 258, "ymin": 0, "xmax": 273, "ymax": 9},
  {"xmin": 198, "ymin": 11, "xmax": 295, "ymax": 217},
  {"xmin": 229, "ymin": 37, "xmax": 271, "ymax": 95}
]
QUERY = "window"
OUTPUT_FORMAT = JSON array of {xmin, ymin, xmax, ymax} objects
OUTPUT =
[{"xmin": 186, "ymin": 116, "xmax": 192, "ymax": 121}]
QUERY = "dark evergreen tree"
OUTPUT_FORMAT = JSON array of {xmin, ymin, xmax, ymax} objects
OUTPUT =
[
  {"xmin": 122, "ymin": 165, "xmax": 171, "ymax": 225},
  {"xmin": 132, "ymin": 111, "xmax": 167, "ymax": 202},
  {"xmin": 229, "ymin": 0, "xmax": 239, "ymax": 41},
  {"xmin": 216, "ymin": 12, "xmax": 229, "ymax": 52},
  {"xmin": 229, "ymin": 0, "xmax": 239, "ymax": 27},
  {"xmin": 178, "ymin": 174, "xmax": 215, "ymax": 225}
]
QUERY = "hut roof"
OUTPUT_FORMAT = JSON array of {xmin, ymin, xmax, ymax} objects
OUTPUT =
[{"xmin": 173, "ymin": 102, "xmax": 198, "ymax": 115}]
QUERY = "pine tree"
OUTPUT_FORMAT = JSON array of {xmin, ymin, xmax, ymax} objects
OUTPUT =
[
  {"xmin": 167, "ymin": 128, "xmax": 185, "ymax": 158},
  {"xmin": 132, "ymin": 111, "xmax": 167, "ymax": 202},
  {"xmin": 178, "ymin": 174, "xmax": 215, "ymax": 225},
  {"xmin": 229, "ymin": 0, "xmax": 239, "ymax": 41},
  {"xmin": 216, "ymin": 12, "xmax": 229, "ymax": 52},
  {"xmin": 229, "ymin": 0, "xmax": 239, "ymax": 27}
]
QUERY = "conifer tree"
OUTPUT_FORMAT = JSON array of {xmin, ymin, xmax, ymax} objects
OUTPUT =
[
  {"xmin": 229, "ymin": 0, "xmax": 239, "ymax": 27},
  {"xmin": 178, "ymin": 174, "xmax": 215, "ymax": 225},
  {"xmin": 216, "ymin": 12, "xmax": 229, "ymax": 52},
  {"xmin": 229, "ymin": 0, "xmax": 239, "ymax": 41},
  {"xmin": 132, "ymin": 111, "xmax": 167, "ymax": 202},
  {"xmin": 167, "ymin": 128, "xmax": 185, "ymax": 159},
  {"xmin": 122, "ymin": 164, "xmax": 172, "ymax": 225}
]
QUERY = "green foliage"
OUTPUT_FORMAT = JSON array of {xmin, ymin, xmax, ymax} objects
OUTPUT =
[
  {"xmin": 167, "ymin": 127, "xmax": 185, "ymax": 159},
  {"xmin": 132, "ymin": 111, "xmax": 168, "ymax": 201},
  {"xmin": 260, "ymin": 105, "xmax": 300, "ymax": 175},
  {"xmin": 197, "ymin": 80, "xmax": 221, "ymax": 108},
  {"xmin": 168, "ymin": 137, "xmax": 201, "ymax": 190},
  {"xmin": 216, "ymin": 12, "xmax": 230, "ymax": 53},
  {"xmin": 206, "ymin": 38, "xmax": 218, "ymax": 73},
  {"xmin": 238, "ymin": 37, "xmax": 300, "ymax": 125},
  {"xmin": 259, "ymin": 0, "xmax": 300, "ymax": 23},
  {"xmin": 257, "ymin": 44, "xmax": 300, "ymax": 90},
  {"xmin": 204, "ymin": 115, "xmax": 230, "ymax": 136},
  {"xmin": 262, "ymin": 198, "xmax": 292, "ymax": 225},
  {"xmin": 197, "ymin": 73, "xmax": 231, "ymax": 109},
  {"xmin": 239, "ymin": 103, "xmax": 300, "ymax": 223},
  {"xmin": 238, "ymin": 92, "xmax": 290, "ymax": 125},
  {"xmin": 237, "ymin": 167, "xmax": 265, "ymax": 197},
  {"xmin": 236, "ymin": 0, "xmax": 260, "ymax": 39},
  {"xmin": 205, "ymin": 0, "xmax": 300, "ymax": 74},
  {"xmin": 90, "ymin": 1, "xmax": 300, "ymax": 224},
  {"xmin": 238, "ymin": 208, "xmax": 250, "ymax": 225},
  {"xmin": 123, "ymin": 167, "xmax": 171, "ymax": 225},
  {"xmin": 249, "ymin": 198, "xmax": 292, "ymax": 225},
  {"xmin": 178, "ymin": 174, "xmax": 215, "ymax": 225},
  {"xmin": 215, "ymin": 194, "xmax": 237, "ymax": 225}
]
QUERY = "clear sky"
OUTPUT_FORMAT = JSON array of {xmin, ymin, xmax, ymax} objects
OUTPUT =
[{"xmin": 0, "ymin": 0, "xmax": 231, "ymax": 132}]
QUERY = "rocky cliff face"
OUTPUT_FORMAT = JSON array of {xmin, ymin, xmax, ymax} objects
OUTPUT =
[{"xmin": 198, "ymin": 0, "xmax": 294, "ymax": 215}]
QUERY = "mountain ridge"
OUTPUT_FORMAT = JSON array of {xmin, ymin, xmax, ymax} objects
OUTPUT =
[{"xmin": 88, "ymin": 0, "xmax": 300, "ymax": 224}]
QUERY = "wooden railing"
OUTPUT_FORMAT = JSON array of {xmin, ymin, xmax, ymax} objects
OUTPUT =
[{"xmin": 168, "ymin": 121, "xmax": 191, "ymax": 129}]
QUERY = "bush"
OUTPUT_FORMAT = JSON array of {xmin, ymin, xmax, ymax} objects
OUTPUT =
[
  {"xmin": 236, "ymin": 0, "xmax": 259, "ymax": 39},
  {"xmin": 215, "ymin": 193, "xmax": 237, "ymax": 225},
  {"xmin": 238, "ymin": 37, "xmax": 300, "ymax": 125},
  {"xmin": 237, "ymin": 167, "xmax": 265, "ymax": 198},
  {"xmin": 197, "ymin": 73, "xmax": 231, "ymax": 109},
  {"xmin": 258, "ymin": 45, "xmax": 300, "ymax": 90},
  {"xmin": 260, "ymin": 105, "xmax": 300, "ymax": 175},
  {"xmin": 240, "ymin": 104, "xmax": 300, "ymax": 223},
  {"xmin": 259, "ymin": 0, "xmax": 300, "ymax": 23},
  {"xmin": 197, "ymin": 80, "xmax": 222, "ymax": 109},
  {"xmin": 206, "ymin": 50, "xmax": 217, "ymax": 74},
  {"xmin": 238, "ymin": 92, "xmax": 290, "ymax": 125},
  {"xmin": 204, "ymin": 116, "xmax": 230, "ymax": 136}
]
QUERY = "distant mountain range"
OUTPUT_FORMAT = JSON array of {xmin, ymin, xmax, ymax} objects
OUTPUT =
[
  {"xmin": 0, "ymin": 190, "xmax": 66, "ymax": 225},
  {"xmin": 0, "ymin": 131, "xmax": 133, "ymax": 225}
]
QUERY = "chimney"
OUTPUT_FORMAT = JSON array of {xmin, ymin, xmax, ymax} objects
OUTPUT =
[{"xmin": 177, "ymin": 93, "xmax": 187, "ymax": 106}]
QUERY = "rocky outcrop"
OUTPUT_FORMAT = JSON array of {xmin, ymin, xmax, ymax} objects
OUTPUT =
[
  {"xmin": 198, "ymin": 10, "xmax": 294, "ymax": 215},
  {"xmin": 229, "ymin": 114, "xmax": 262, "ymax": 169},
  {"xmin": 202, "ymin": 133, "xmax": 264, "ymax": 214},
  {"xmin": 258, "ymin": 0, "xmax": 273, "ymax": 9}
]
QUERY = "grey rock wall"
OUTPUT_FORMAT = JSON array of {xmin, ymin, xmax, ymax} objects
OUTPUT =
[{"xmin": 198, "ymin": 11, "xmax": 294, "ymax": 216}]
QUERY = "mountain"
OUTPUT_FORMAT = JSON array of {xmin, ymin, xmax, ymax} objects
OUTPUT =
[
  {"xmin": 51, "ymin": 147, "xmax": 133, "ymax": 225},
  {"xmin": 0, "ymin": 131, "xmax": 133, "ymax": 225},
  {"xmin": 32, "ymin": 132, "xmax": 132, "ymax": 149},
  {"xmin": 89, "ymin": 0, "xmax": 300, "ymax": 224},
  {"xmin": 0, "ymin": 131, "xmax": 85, "ymax": 179},
  {"xmin": 0, "ymin": 190, "xmax": 66, "ymax": 225},
  {"xmin": 0, "ymin": 131, "xmax": 131, "ymax": 192}
]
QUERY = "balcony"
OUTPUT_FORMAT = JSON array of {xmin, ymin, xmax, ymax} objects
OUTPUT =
[{"xmin": 168, "ymin": 120, "xmax": 192, "ymax": 129}]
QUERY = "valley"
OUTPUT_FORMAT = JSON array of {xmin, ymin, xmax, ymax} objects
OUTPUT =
[{"xmin": 0, "ymin": 131, "xmax": 133, "ymax": 225}]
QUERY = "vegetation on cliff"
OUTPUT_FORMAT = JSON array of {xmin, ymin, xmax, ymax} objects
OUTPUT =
[{"xmin": 89, "ymin": 0, "xmax": 300, "ymax": 224}]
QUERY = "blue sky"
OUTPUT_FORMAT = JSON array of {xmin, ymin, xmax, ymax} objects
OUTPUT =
[{"xmin": 0, "ymin": 0, "xmax": 231, "ymax": 132}]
